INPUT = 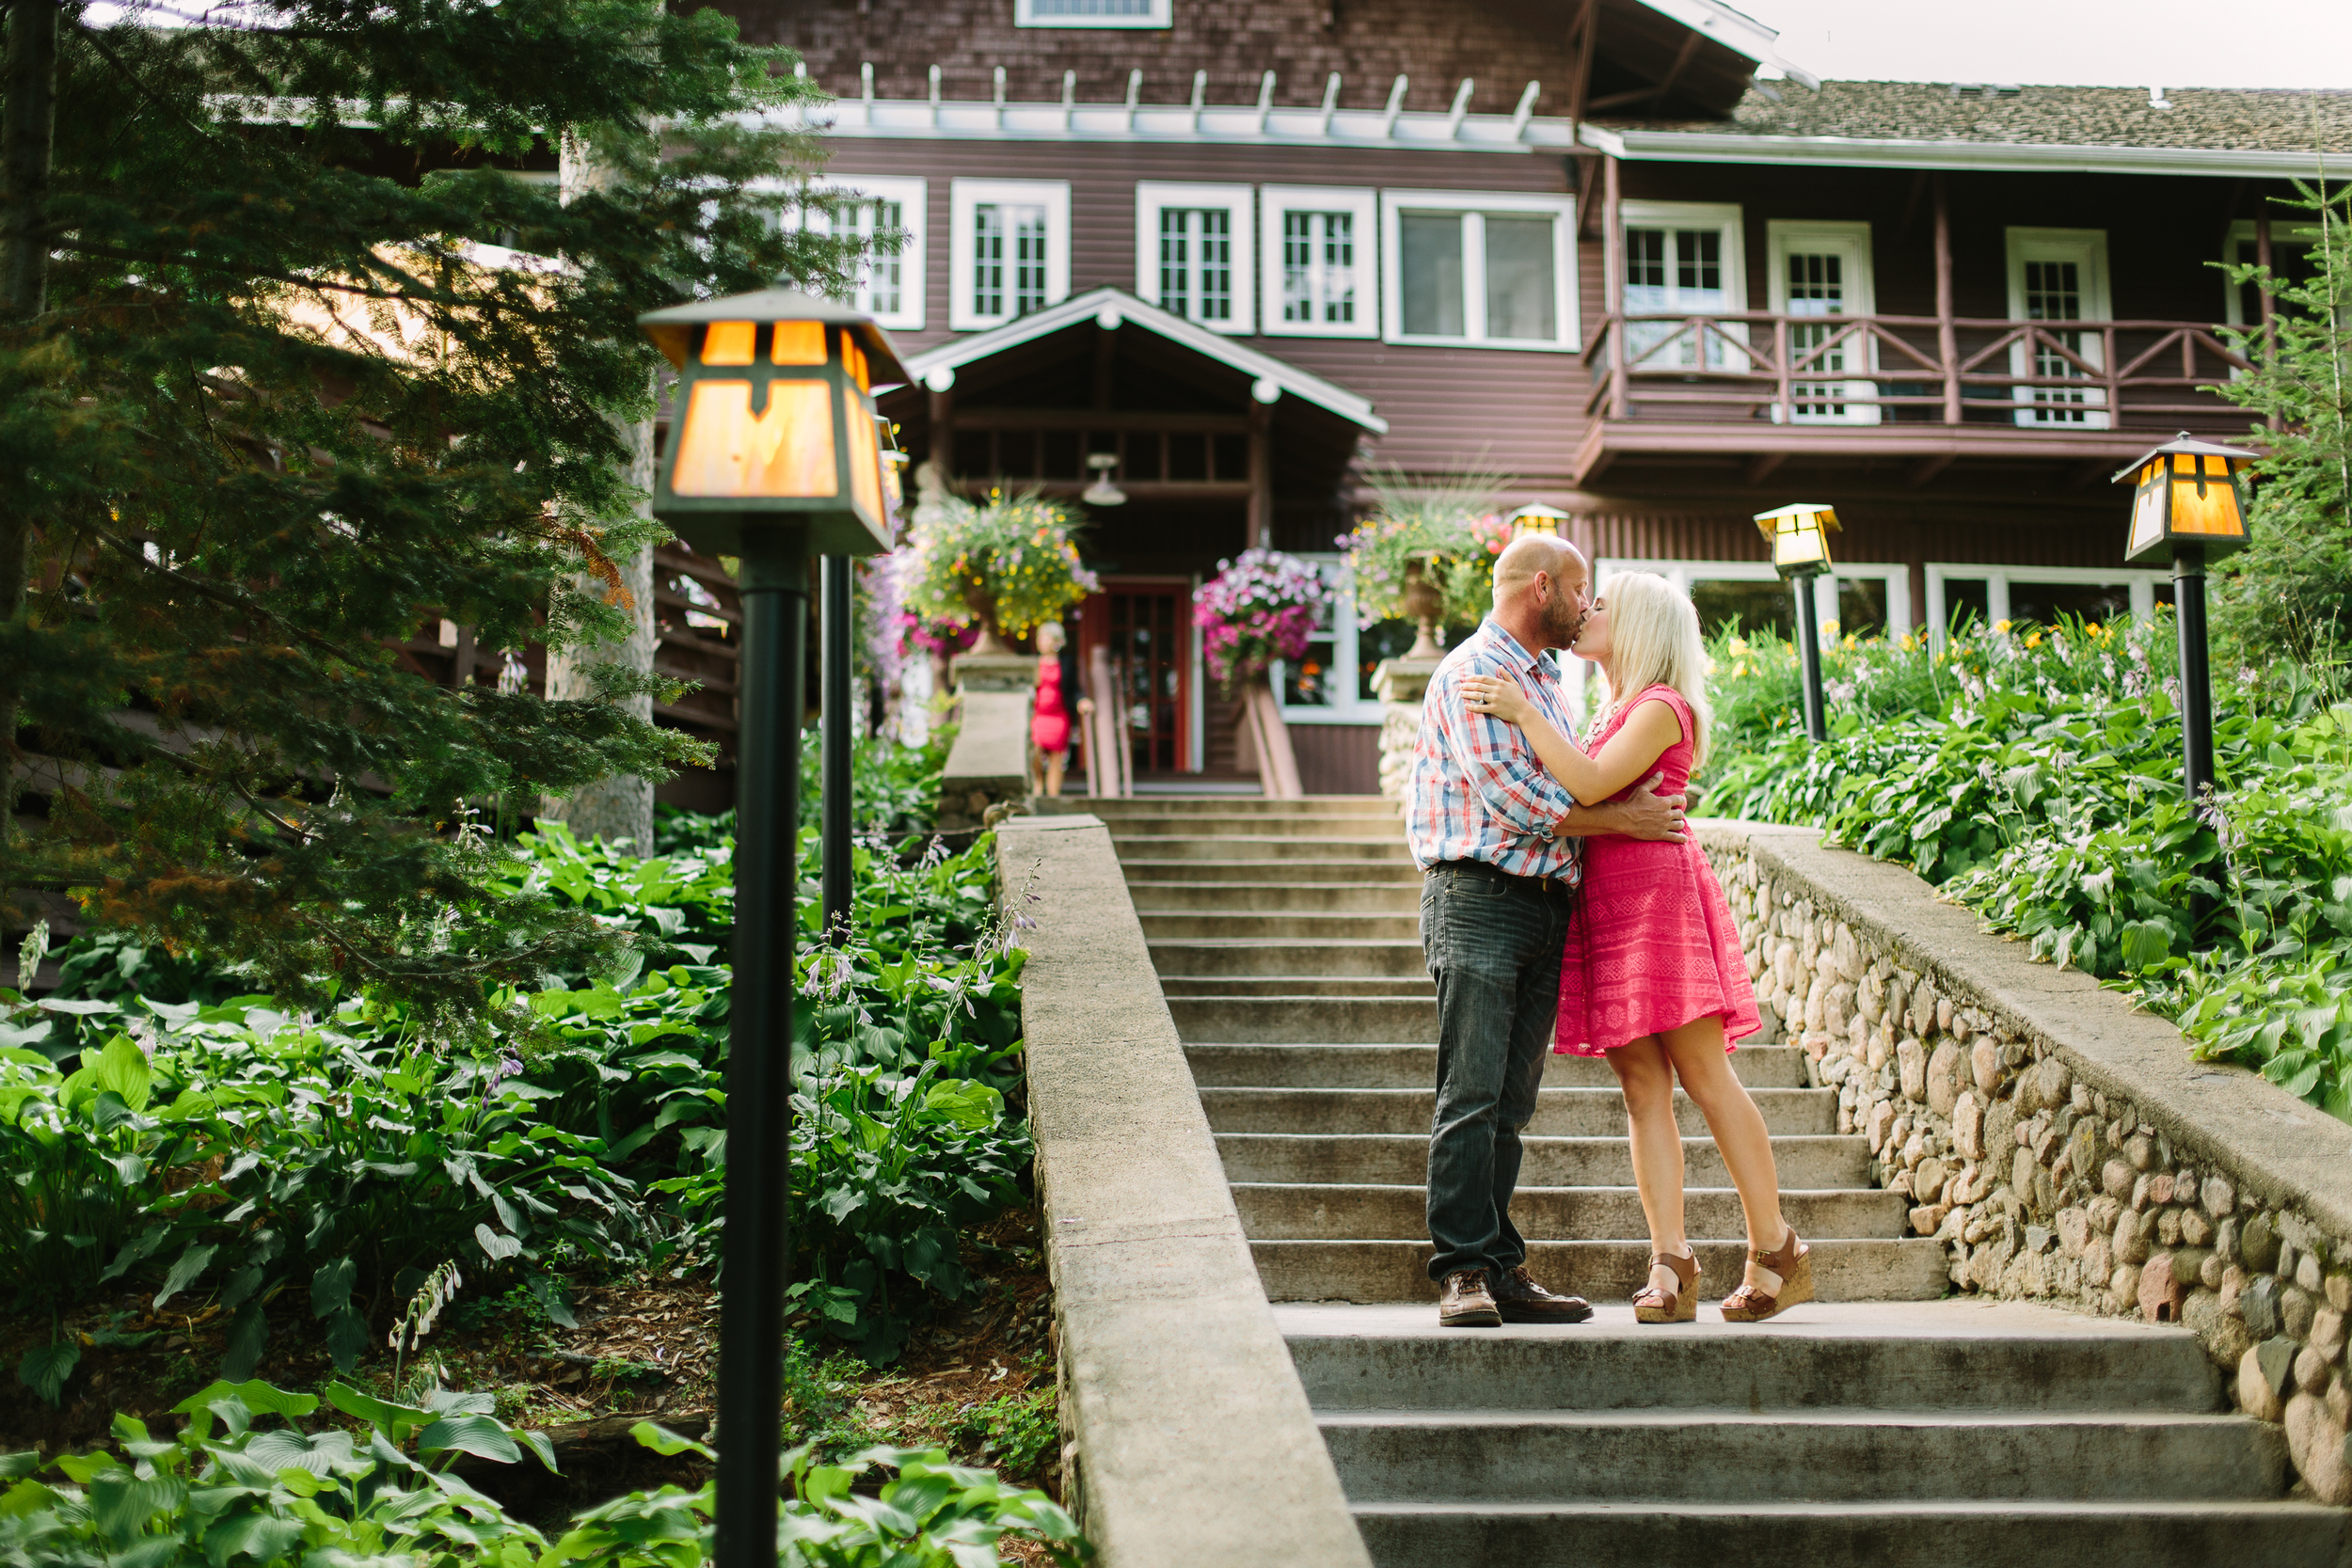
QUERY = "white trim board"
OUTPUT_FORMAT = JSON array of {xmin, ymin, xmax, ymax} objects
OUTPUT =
[
  {"xmin": 1923, "ymin": 562, "xmax": 2171, "ymax": 647},
  {"xmin": 1578, "ymin": 122, "xmax": 2345, "ymax": 181},
  {"xmin": 901, "ymin": 287, "xmax": 1388, "ymax": 433}
]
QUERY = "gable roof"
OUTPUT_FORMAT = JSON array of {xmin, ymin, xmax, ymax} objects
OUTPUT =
[
  {"xmin": 1583, "ymin": 81, "xmax": 2352, "ymax": 177},
  {"xmin": 898, "ymin": 288, "xmax": 1388, "ymax": 434}
]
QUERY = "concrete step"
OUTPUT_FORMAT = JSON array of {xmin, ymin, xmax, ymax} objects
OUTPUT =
[
  {"xmin": 1152, "ymin": 942, "xmax": 1428, "ymax": 979},
  {"xmin": 1200, "ymin": 1085, "xmax": 1836, "ymax": 1137},
  {"xmin": 1161, "ymin": 977, "xmax": 1438, "ymax": 1000},
  {"xmin": 1232, "ymin": 1183, "xmax": 1907, "ymax": 1242},
  {"xmin": 1277, "ymin": 1302, "xmax": 2229, "ymax": 1414},
  {"xmin": 1108, "ymin": 813, "xmax": 1410, "ymax": 838},
  {"xmin": 1141, "ymin": 911, "xmax": 1422, "ymax": 942},
  {"xmin": 1171, "ymin": 995, "xmax": 1434, "ymax": 1042},
  {"xmin": 1346, "ymin": 1499, "xmax": 2349, "ymax": 1568},
  {"xmin": 1072, "ymin": 796, "xmax": 1401, "ymax": 817},
  {"xmin": 1185, "ymin": 1043, "xmax": 1812, "ymax": 1090},
  {"xmin": 1252, "ymin": 1236, "xmax": 1948, "ymax": 1303},
  {"xmin": 1128, "ymin": 881, "xmax": 1422, "ymax": 912},
  {"xmin": 1216, "ymin": 1132, "xmax": 1873, "ymax": 1188},
  {"xmin": 1112, "ymin": 834, "xmax": 1415, "ymax": 863},
  {"xmin": 1119, "ymin": 859, "xmax": 1422, "ymax": 885},
  {"xmin": 1322, "ymin": 1409, "xmax": 2286, "ymax": 1503}
]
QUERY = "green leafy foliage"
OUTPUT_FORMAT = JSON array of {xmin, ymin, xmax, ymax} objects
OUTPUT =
[
  {"xmin": 1708, "ymin": 611, "xmax": 2352, "ymax": 1123},
  {"xmin": 4, "ymin": 813, "xmax": 1030, "ymax": 1399}
]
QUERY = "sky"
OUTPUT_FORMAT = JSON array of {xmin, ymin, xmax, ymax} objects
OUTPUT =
[{"xmin": 1744, "ymin": 0, "xmax": 2352, "ymax": 90}]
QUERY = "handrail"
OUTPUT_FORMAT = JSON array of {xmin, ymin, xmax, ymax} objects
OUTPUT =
[{"xmin": 1584, "ymin": 309, "xmax": 2253, "ymax": 429}]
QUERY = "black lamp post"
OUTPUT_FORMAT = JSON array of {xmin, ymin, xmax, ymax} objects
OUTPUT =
[
  {"xmin": 1755, "ymin": 502, "xmax": 1842, "ymax": 744},
  {"xmin": 2116, "ymin": 431, "xmax": 2255, "ymax": 813},
  {"xmin": 637, "ymin": 290, "xmax": 904, "ymax": 1568}
]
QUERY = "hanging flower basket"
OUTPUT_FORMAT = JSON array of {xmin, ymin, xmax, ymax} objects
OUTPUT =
[
  {"xmin": 1192, "ymin": 549, "xmax": 1333, "ymax": 695},
  {"xmin": 898, "ymin": 490, "xmax": 1099, "ymax": 653}
]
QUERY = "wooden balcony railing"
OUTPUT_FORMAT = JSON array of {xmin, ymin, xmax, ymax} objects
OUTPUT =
[{"xmin": 1582, "ymin": 311, "xmax": 2254, "ymax": 431}]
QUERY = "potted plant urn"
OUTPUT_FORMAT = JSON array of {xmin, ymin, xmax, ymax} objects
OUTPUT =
[{"xmin": 1402, "ymin": 554, "xmax": 1446, "ymax": 659}]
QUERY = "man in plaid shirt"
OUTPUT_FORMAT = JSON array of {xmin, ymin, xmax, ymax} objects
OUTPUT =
[{"xmin": 1408, "ymin": 533, "xmax": 1689, "ymax": 1327}]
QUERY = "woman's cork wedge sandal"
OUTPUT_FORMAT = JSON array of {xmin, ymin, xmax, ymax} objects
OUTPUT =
[
  {"xmin": 1633, "ymin": 1247, "xmax": 1700, "ymax": 1324},
  {"xmin": 1720, "ymin": 1227, "xmax": 1814, "ymax": 1323}
]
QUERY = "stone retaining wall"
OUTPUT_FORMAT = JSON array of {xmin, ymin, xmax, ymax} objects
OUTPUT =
[{"xmin": 1705, "ymin": 819, "xmax": 2352, "ymax": 1505}]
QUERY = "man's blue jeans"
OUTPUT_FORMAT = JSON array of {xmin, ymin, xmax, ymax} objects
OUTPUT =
[{"xmin": 1420, "ymin": 863, "xmax": 1576, "ymax": 1283}]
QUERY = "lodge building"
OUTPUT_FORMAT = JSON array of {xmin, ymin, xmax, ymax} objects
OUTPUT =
[{"xmin": 709, "ymin": 0, "xmax": 2352, "ymax": 792}]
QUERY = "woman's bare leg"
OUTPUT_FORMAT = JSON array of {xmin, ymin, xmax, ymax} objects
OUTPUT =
[
  {"xmin": 1608, "ymin": 1037, "xmax": 1690, "ymax": 1297},
  {"xmin": 1661, "ymin": 1015, "xmax": 1789, "ymax": 1285},
  {"xmin": 1044, "ymin": 752, "xmax": 1066, "ymax": 797}
]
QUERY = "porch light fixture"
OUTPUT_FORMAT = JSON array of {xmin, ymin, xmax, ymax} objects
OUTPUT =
[
  {"xmin": 1754, "ymin": 502, "xmax": 1839, "ymax": 743},
  {"xmin": 636, "ymin": 288, "xmax": 906, "ymax": 1568},
  {"xmin": 2114, "ymin": 433, "xmax": 2257, "ymax": 927},
  {"xmin": 1507, "ymin": 502, "xmax": 1569, "ymax": 540},
  {"xmin": 1082, "ymin": 451, "xmax": 1127, "ymax": 507}
]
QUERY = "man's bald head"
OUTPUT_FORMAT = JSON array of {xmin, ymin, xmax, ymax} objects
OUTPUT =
[
  {"xmin": 1492, "ymin": 534, "xmax": 1582, "ymax": 603},
  {"xmin": 1488, "ymin": 534, "xmax": 1591, "ymax": 653}
]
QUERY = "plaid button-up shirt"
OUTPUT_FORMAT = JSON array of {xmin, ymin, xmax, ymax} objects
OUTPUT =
[{"xmin": 1405, "ymin": 620, "xmax": 1583, "ymax": 882}]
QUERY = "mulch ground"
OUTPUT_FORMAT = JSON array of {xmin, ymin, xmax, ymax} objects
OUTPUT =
[{"xmin": 0, "ymin": 1205, "xmax": 1063, "ymax": 1538}]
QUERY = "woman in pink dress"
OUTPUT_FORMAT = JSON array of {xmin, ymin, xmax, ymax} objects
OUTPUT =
[
  {"xmin": 1462, "ymin": 570, "xmax": 1811, "ymax": 1324},
  {"xmin": 1030, "ymin": 620, "xmax": 1091, "ymax": 798}
]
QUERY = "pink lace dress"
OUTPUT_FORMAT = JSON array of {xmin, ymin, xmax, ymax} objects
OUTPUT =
[{"xmin": 1555, "ymin": 684, "xmax": 1760, "ymax": 1057}]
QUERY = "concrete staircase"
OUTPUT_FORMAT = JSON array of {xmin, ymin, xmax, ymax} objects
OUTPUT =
[{"xmin": 1074, "ymin": 792, "xmax": 2345, "ymax": 1566}]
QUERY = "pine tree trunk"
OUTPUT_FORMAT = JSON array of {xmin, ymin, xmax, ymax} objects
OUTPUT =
[{"xmin": 540, "ymin": 131, "xmax": 658, "ymax": 853}]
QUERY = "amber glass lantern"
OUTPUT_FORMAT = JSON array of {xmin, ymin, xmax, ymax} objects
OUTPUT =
[
  {"xmin": 1753, "ymin": 502, "xmax": 1840, "ymax": 580},
  {"xmin": 638, "ymin": 289, "xmax": 906, "ymax": 557},
  {"xmin": 1507, "ymin": 502, "xmax": 1569, "ymax": 539},
  {"xmin": 2118, "ymin": 433, "xmax": 2253, "ymax": 564}
]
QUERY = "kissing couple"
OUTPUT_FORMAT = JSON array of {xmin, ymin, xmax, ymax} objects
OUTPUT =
[{"xmin": 1405, "ymin": 532, "xmax": 1813, "ymax": 1328}]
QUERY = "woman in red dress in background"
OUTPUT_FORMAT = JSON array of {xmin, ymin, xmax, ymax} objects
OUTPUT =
[
  {"xmin": 1030, "ymin": 620, "xmax": 1092, "ymax": 798},
  {"xmin": 1463, "ymin": 571, "xmax": 1811, "ymax": 1324}
]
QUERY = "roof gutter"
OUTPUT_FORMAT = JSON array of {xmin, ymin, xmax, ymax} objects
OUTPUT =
[{"xmin": 1578, "ymin": 121, "xmax": 2341, "ymax": 179}]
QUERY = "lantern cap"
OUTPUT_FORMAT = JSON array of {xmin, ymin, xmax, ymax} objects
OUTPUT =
[
  {"xmin": 1508, "ymin": 501, "xmax": 1570, "ymax": 522},
  {"xmin": 1751, "ymin": 502, "xmax": 1841, "ymax": 528},
  {"xmin": 2110, "ymin": 432, "xmax": 2256, "ymax": 485},
  {"xmin": 637, "ymin": 288, "xmax": 909, "ymax": 386}
]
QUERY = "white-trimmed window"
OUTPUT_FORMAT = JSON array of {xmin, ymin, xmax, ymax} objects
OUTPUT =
[
  {"xmin": 1016, "ymin": 0, "xmax": 1169, "ymax": 26},
  {"xmin": 1262, "ymin": 185, "xmax": 1378, "ymax": 340},
  {"xmin": 1925, "ymin": 564, "xmax": 2171, "ymax": 647},
  {"xmin": 1620, "ymin": 201, "xmax": 1747, "ymax": 369},
  {"xmin": 2006, "ymin": 228, "xmax": 2111, "ymax": 430},
  {"xmin": 1595, "ymin": 555, "xmax": 1913, "ymax": 670},
  {"xmin": 949, "ymin": 180, "xmax": 1070, "ymax": 331},
  {"xmin": 1271, "ymin": 559, "xmax": 1388, "ymax": 723},
  {"xmin": 787, "ymin": 175, "xmax": 926, "ymax": 332},
  {"xmin": 1381, "ymin": 190, "xmax": 1579, "ymax": 352},
  {"xmin": 1135, "ymin": 182, "xmax": 1254, "ymax": 335},
  {"xmin": 1767, "ymin": 220, "xmax": 1877, "ymax": 425}
]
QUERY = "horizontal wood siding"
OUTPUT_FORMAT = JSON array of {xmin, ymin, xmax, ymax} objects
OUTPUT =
[{"xmin": 1291, "ymin": 721, "xmax": 1382, "ymax": 795}]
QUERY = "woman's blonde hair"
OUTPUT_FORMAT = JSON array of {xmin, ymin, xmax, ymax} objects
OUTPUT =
[
  {"xmin": 1594, "ymin": 570, "xmax": 1712, "ymax": 769},
  {"xmin": 1035, "ymin": 620, "xmax": 1067, "ymax": 654}
]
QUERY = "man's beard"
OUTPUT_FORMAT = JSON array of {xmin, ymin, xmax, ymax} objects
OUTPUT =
[{"xmin": 1542, "ymin": 593, "xmax": 1585, "ymax": 650}]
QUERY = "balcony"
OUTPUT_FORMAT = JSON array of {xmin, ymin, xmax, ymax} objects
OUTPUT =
[{"xmin": 1574, "ymin": 311, "xmax": 2255, "ymax": 487}]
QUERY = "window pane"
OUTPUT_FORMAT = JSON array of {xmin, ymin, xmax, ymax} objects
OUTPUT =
[
  {"xmin": 864, "ymin": 199, "xmax": 902, "ymax": 315},
  {"xmin": 1282, "ymin": 212, "xmax": 1314, "ymax": 322},
  {"xmin": 1688, "ymin": 578, "xmax": 1790, "ymax": 640},
  {"xmin": 1943, "ymin": 578, "xmax": 1989, "ymax": 632},
  {"xmin": 2008, "ymin": 580, "xmax": 2131, "ymax": 626},
  {"xmin": 1012, "ymin": 204, "xmax": 1048, "ymax": 315},
  {"xmin": 1625, "ymin": 228, "xmax": 1668, "ymax": 309},
  {"xmin": 1484, "ymin": 214, "xmax": 1555, "ymax": 341},
  {"xmin": 973, "ymin": 204, "xmax": 1004, "ymax": 316},
  {"xmin": 1160, "ymin": 208, "xmax": 1191, "ymax": 316},
  {"xmin": 1322, "ymin": 212, "xmax": 1354, "ymax": 323},
  {"xmin": 1400, "ymin": 212, "xmax": 1465, "ymax": 337},
  {"xmin": 1833, "ymin": 578, "xmax": 1886, "ymax": 639},
  {"xmin": 1198, "ymin": 208, "xmax": 1230, "ymax": 322}
]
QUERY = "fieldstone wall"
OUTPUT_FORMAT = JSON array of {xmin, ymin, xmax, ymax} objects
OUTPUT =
[{"xmin": 1708, "ymin": 821, "xmax": 2352, "ymax": 1505}]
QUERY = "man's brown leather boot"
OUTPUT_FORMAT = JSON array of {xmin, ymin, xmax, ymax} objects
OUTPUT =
[
  {"xmin": 1438, "ymin": 1268, "xmax": 1502, "ymax": 1327},
  {"xmin": 1491, "ymin": 1264, "xmax": 1595, "ymax": 1323}
]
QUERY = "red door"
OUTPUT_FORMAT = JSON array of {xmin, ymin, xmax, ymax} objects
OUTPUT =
[{"xmin": 1078, "ymin": 578, "xmax": 1191, "ymax": 778}]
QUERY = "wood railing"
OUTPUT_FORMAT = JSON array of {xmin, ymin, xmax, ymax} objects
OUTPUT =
[{"xmin": 1582, "ymin": 311, "xmax": 2254, "ymax": 430}]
